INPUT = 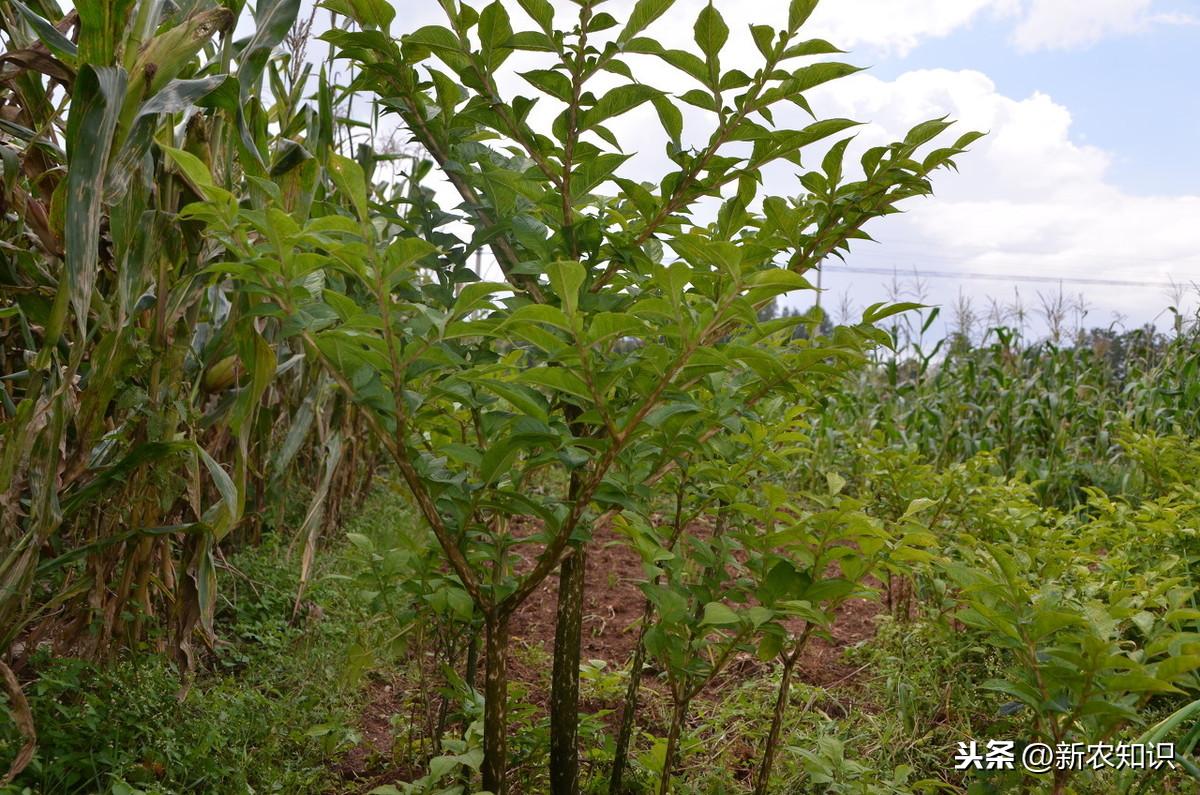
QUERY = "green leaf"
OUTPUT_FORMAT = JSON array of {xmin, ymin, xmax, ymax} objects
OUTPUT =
[
  {"xmin": 197, "ymin": 447, "xmax": 238, "ymax": 529},
  {"xmin": 693, "ymin": 4, "xmax": 729, "ymax": 66},
  {"xmin": 789, "ymin": 62, "xmax": 863, "ymax": 93},
  {"xmin": 479, "ymin": 1, "xmax": 514, "ymax": 68},
  {"xmin": 516, "ymin": 0, "xmax": 554, "ymax": 31},
  {"xmin": 521, "ymin": 69, "xmax": 572, "ymax": 101},
  {"xmin": 863, "ymin": 301, "xmax": 924, "ymax": 324},
  {"xmin": 750, "ymin": 24, "xmax": 775, "ymax": 60},
  {"xmin": 507, "ymin": 303, "xmax": 573, "ymax": 331},
  {"xmin": 701, "ymin": 601, "xmax": 740, "ymax": 626},
  {"xmin": 479, "ymin": 380, "xmax": 550, "ymax": 422},
  {"xmin": 238, "ymin": 0, "xmax": 301, "ymax": 165},
  {"xmin": 519, "ymin": 367, "xmax": 592, "ymax": 401},
  {"xmin": 788, "ymin": 0, "xmax": 819, "ymax": 32},
  {"xmin": 826, "ymin": 472, "xmax": 846, "ymax": 496},
  {"xmin": 404, "ymin": 25, "xmax": 462, "ymax": 53},
  {"xmin": 13, "ymin": 0, "xmax": 77, "ymax": 62},
  {"xmin": 1107, "ymin": 673, "xmax": 1181, "ymax": 694},
  {"xmin": 582, "ymin": 84, "xmax": 661, "ymax": 129},
  {"xmin": 905, "ymin": 116, "xmax": 953, "ymax": 147},
  {"xmin": 65, "ymin": 65, "xmax": 127, "ymax": 337},
  {"xmin": 160, "ymin": 145, "xmax": 222, "ymax": 199},
  {"xmin": 241, "ymin": 0, "xmax": 301, "ymax": 100},
  {"xmin": 644, "ymin": 401, "xmax": 700, "ymax": 428},
  {"xmin": 107, "ymin": 76, "xmax": 229, "ymax": 202},
  {"xmin": 757, "ymin": 632, "xmax": 784, "ymax": 661},
  {"xmin": 619, "ymin": 0, "xmax": 676, "ymax": 44},
  {"xmin": 1156, "ymin": 655, "xmax": 1200, "ymax": 680},
  {"xmin": 76, "ymin": 0, "xmax": 134, "ymax": 63},
  {"xmin": 328, "ymin": 153, "xmax": 369, "ymax": 222},
  {"xmin": 452, "ymin": 282, "xmax": 508, "ymax": 319},
  {"xmin": 322, "ymin": 0, "xmax": 394, "ymax": 29},
  {"xmin": 654, "ymin": 48, "xmax": 709, "ymax": 84},
  {"xmin": 651, "ymin": 94, "xmax": 683, "ymax": 143},
  {"xmin": 901, "ymin": 497, "xmax": 937, "ymax": 519},
  {"xmin": 547, "ymin": 260, "xmax": 586, "ymax": 315}
]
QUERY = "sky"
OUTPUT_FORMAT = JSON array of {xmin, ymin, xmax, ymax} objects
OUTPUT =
[{"xmin": 317, "ymin": 0, "xmax": 1200, "ymax": 338}]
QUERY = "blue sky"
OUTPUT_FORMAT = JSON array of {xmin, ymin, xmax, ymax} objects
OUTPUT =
[
  {"xmin": 873, "ymin": 5, "xmax": 1200, "ymax": 198},
  {"xmin": 770, "ymin": 0, "xmax": 1200, "ymax": 337}
]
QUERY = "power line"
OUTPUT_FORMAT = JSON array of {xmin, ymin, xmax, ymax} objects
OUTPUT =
[{"xmin": 827, "ymin": 266, "xmax": 1199, "ymax": 290}]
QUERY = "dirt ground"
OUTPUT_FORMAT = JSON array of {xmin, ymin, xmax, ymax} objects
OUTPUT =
[{"xmin": 332, "ymin": 523, "xmax": 883, "ymax": 791}]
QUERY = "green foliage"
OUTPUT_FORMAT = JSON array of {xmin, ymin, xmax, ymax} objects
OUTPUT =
[
  {"xmin": 0, "ymin": 517, "xmax": 387, "ymax": 794},
  {"xmin": 9, "ymin": 3, "xmax": 1198, "ymax": 795},
  {"xmin": 0, "ymin": 0, "xmax": 377, "ymax": 676}
]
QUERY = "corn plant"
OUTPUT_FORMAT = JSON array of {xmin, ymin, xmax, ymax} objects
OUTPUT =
[
  {"xmin": 828, "ymin": 311, "xmax": 1200, "ymax": 508},
  {"xmin": 0, "ymin": 0, "xmax": 375, "ymax": 682}
]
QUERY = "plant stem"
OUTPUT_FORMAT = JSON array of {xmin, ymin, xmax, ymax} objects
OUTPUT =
[
  {"xmin": 609, "ymin": 609, "xmax": 650, "ymax": 795},
  {"xmin": 754, "ymin": 627, "xmax": 812, "ymax": 795},
  {"xmin": 659, "ymin": 696, "xmax": 690, "ymax": 795},
  {"xmin": 482, "ymin": 611, "xmax": 511, "ymax": 795},
  {"xmin": 550, "ymin": 542, "xmax": 586, "ymax": 795}
]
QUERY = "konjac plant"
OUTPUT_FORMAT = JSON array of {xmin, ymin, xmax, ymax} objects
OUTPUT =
[
  {"xmin": 64, "ymin": 0, "xmax": 978, "ymax": 792},
  {"xmin": 320, "ymin": 0, "xmax": 976, "ymax": 789}
]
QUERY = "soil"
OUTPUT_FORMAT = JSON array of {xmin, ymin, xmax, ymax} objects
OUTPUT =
[{"xmin": 332, "ymin": 522, "xmax": 885, "ymax": 792}]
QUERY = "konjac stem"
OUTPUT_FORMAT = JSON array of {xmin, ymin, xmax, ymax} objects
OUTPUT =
[
  {"xmin": 754, "ymin": 628, "xmax": 812, "ymax": 795},
  {"xmin": 658, "ymin": 695, "xmax": 690, "ymax": 795},
  {"xmin": 550, "ymin": 541, "xmax": 586, "ymax": 795},
  {"xmin": 612, "ymin": 484, "xmax": 688, "ymax": 794},
  {"xmin": 609, "ymin": 600, "xmax": 652, "ymax": 794},
  {"xmin": 482, "ymin": 611, "xmax": 511, "ymax": 795}
]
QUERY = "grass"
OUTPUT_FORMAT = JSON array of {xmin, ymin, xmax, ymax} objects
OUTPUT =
[
  {"xmin": 0, "ymin": 487, "xmax": 416, "ymax": 795},
  {"xmin": 7, "ymin": 472, "xmax": 1200, "ymax": 794}
]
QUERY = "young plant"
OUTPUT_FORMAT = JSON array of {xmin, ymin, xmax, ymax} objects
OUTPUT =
[
  {"xmin": 183, "ymin": 0, "xmax": 979, "ymax": 790},
  {"xmin": 944, "ymin": 519, "xmax": 1200, "ymax": 794}
]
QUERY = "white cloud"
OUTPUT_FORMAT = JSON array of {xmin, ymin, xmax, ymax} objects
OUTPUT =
[
  {"xmin": 1012, "ymin": 0, "xmax": 1151, "ymax": 51},
  {"xmin": 803, "ymin": 69, "xmax": 1200, "ymax": 329},
  {"xmin": 805, "ymin": 0, "xmax": 1016, "ymax": 56}
]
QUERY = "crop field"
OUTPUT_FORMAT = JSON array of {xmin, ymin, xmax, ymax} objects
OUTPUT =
[{"xmin": 2, "ymin": 1, "xmax": 1199, "ymax": 794}]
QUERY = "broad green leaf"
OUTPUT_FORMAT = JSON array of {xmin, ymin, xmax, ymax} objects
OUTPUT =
[
  {"xmin": 452, "ymin": 282, "xmax": 508, "ymax": 319},
  {"xmin": 479, "ymin": 1, "xmax": 514, "ymax": 68},
  {"xmin": 328, "ymin": 153, "xmax": 370, "ymax": 223},
  {"xmin": 240, "ymin": 0, "xmax": 302, "ymax": 99},
  {"xmin": 405, "ymin": 24, "xmax": 462, "ymax": 53},
  {"xmin": 905, "ymin": 116, "xmax": 953, "ymax": 147},
  {"xmin": 322, "ymin": 0, "xmax": 394, "ymax": 29},
  {"xmin": 160, "ymin": 145, "xmax": 222, "ymax": 199},
  {"xmin": 1156, "ymin": 655, "xmax": 1200, "ymax": 680},
  {"xmin": 479, "ymin": 380, "xmax": 550, "ymax": 422},
  {"xmin": 65, "ymin": 65, "xmax": 127, "ymax": 337},
  {"xmin": 651, "ymin": 94, "xmax": 683, "ymax": 143},
  {"xmin": 519, "ymin": 367, "xmax": 592, "ymax": 401},
  {"xmin": 790, "ymin": 62, "xmax": 863, "ymax": 93},
  {"xmin": 582, "ymin": 84, "xmax": 661, "ymax": 129},
  {"xmin": 238, "ymin": 0, "xmax": 301, "ymax": 164},
  {"xmin": 701, "ymin": 601, "xmax": 740, "ymax": 626},
  {"xmin": 13, "ymin": 0, "xmax": 77, "ymax": 62},
  {"xmin": 619, "ymin": 0, "xmax": 676, "ymax": 43},
  {"xmin": 107, "ymin": 76, "xmax": 229, "ymax": 202},
  {"xmin": 863, "ymin": 301, "xmax": 924, "ymax": 324},
  {"xmin": 521, "ymin": 69, "xmax": 572, "ymax": 102},
  {"xmin": 693, "ymin": 4, "xmax": 728, "ymax": 65},
  {"xmin": 76, "ymin": 0, "xmax": 135, "ymax": 63},
  {"xmin": 197, "ymin": 446, "xmax": 239, "ymax": 528},
  {"xmin": 788, "ymin": 0, "xmax": 819, "ymax": 32},
  {"xmin": 516, "ymin": 0, "xmax": 554, "ymax": 31},
  {"xmin": 547, "ymin": 260, "xmax": 586, "ymax": 315}
]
